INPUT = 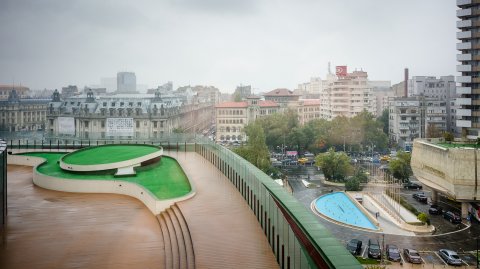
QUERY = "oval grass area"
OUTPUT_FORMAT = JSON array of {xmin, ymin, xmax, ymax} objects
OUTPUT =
[
  {"xmin": 21, "ymin": 152, "xmax": 191, "ymax": 200},
  {"xmin": 62, "ymin": 144, "xmax": 160, "ymax": 165}
]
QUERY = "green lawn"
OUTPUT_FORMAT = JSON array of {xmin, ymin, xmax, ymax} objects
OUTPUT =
[
  {"xmin": 21, "ymin": 152, "xmax": 191, "ymax": 200},
  {"xmin": 436, "ymin": 143, "xmax": 477, "ymax": 148},
  {"xmin": 62, "ymin": 144, "xmax": 160, "ymax": 165}
]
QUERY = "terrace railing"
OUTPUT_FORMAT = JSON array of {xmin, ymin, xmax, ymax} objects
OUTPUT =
[{"xmin": 4, "ymin": 132, "xmax": 361, "ymax": 269}]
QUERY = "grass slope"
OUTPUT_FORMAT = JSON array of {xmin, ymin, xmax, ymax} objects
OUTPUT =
[
  {"xmin": 62, "ymin": 145, "xmax": 159, "ymax": 165},
  {"xmin": 22, "ymin": 152, "xmax": 191, "ymax": 200}
]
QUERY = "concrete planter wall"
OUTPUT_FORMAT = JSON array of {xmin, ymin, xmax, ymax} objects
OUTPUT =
[{"xmin": 8, "ymin": 153, "xmax": 195, "ymax": 215}]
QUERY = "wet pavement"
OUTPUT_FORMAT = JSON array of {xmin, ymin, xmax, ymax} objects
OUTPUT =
[
  {"xmin": 283, "ymin": 165, "xmax": 480, "ymax": 253},
  {"xmin": 0, "ymin": 165, "xmax": 165, "ymax": 269}
]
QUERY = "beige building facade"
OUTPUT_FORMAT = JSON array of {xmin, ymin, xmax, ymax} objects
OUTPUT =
[{"xmin": 320, "ymin": 70, "xmax": 376, "ymax": 120}]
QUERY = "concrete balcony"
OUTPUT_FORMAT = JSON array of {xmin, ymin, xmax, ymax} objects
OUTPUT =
[
  {"xmin": 456, "ymin": 75, "xmax": 472, "ymax": 83},
  {"xmin": 457, "ymin": 119, "xmax": 472, "ymax": 127},
  {"xmin": 457, "ymin": 0, "xmax": 480, "ymax": 6},
  {"xmin": 457, "ymin": 0, "xmax": 472, "ymax": 6},
  {"xmin": 457, "ymin": 53, "xmax": 472, "ymax": 61},
  {"xmin": 457, "ymin": 86, "xmax": 472, "ymax": 94},
  {"xmin": 457, "ymin": 19, "xmax": 472, "ymax": 28},
  {"xmin": 457, "ymin": 30, "xmax": 472, "ymax": 39},
  {"xmin": 457, "ymin": 8, "xmax": 472, "ymax": 17},
  {"xmin": 457, "ymin": 42, "xmax": 472, "ymax": 50},
  {"xmin": 457, "ymin": 97, "xmax": 472, "ymax": 105},
  {"xmin": 457, "ymin": 108, "xmax": 472, "ymax": 116},
  {"xmin": 457, "ymin": 64, "xmax": 472, "ymax": 72}
]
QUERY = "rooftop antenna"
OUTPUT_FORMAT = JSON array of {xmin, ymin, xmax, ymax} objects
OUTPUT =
[{"xmin": 328, "ymin": 62, "xmax": 332, "ymax": 74}]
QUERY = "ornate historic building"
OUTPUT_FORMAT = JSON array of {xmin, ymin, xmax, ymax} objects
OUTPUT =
[
  {"xmin": 46, "ymin": 88, "xmax": 214, "ymax": 139},
  {"xmin": 0, "ymin": 90, "xmax": 49, "ymax": 132}
]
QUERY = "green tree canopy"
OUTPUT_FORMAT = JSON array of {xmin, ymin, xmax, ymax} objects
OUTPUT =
[
  {"xmin": 388, "ymin": 151, "xmax": 412, "ymax": 182},
  {"xmin": 315, "ymin": 147, "xmax": 352, "ymax": 182},
  {"xmin": 234, "ymin": 122, "xmax": 271, "ymax": 171},
  {"xmin": 378, "ymin": 109, "xmax": 389, "ymax": 135}
]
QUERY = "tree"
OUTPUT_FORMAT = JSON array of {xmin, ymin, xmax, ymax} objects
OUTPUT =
[
  {"xmin": 172, "ymin": 127, "xmax": 185, "ymax": 133},
  {"xmin": 426, "ymin": 123, "xmax": 441, "ymax": 138},
  {"xmin": 378, "ymin": 109, "xmax": 389, "ymax": 135},
  {"xmin": 417, "ymin": 212, "xmax": 429, "ymax": 224},
  {"xmin": 352, "ymin": 167, "xmax": 368, "ymax": 183},
  {"xmin": 388, "ymin": 151, "xmax": 412, "ymax": 182},
  {"xmin": 315, "ymin": 147, "xmax": 352, "ymax": 182},
  {"xmin": 234, "ymin": 122, "xmax": 271, "ymax": 171},
  {"xmin": 345, "ymin": 177, "xmax": 361, "ymax": 191},
  {"xmin": 443, "ymin": 132, "xmax": 454, "ymax": 143}
]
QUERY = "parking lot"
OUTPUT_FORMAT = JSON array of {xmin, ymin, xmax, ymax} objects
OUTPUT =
[{"xmin": 356, "ymin": 243, "xmax": 477, "ymax": 267}]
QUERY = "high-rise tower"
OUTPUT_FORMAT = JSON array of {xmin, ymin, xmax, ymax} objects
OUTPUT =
[
  {"xmin": 457, "ymin": 0, "xmax": 480, "ymax": 138},
  {"xmin": 116, "ymin": 72, "xmax": 137, "ymax": 93}
]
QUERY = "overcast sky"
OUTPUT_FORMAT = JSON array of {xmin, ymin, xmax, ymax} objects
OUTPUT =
[{"xmin": 0, "ymin": 0, "xmax": 457, "ymax": 93}]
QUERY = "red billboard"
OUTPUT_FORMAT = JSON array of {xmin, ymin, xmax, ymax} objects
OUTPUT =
[{"xmin": 336, "ymin": 66, "xmax": 347, "ymax": 77}]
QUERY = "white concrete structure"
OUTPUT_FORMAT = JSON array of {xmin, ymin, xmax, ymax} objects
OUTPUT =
[
  {"xmin": 8, "ymin": 152, "xmax": 195, "ymax": 215},
  {"xmin": 412, "ymin": 139, "xmax": 480, "ymax": 218},
  {"xmin": 60, "ymin": 146, "xmax": 163, "ymax": 172}
]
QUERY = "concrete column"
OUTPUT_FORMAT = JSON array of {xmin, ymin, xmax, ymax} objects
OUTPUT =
[
  {"xmin": 461, "ymin": 202, "xmax": 469, "ymax": 219},
  {"xmin": 431, "ymin": 190, "xmax": 439, "ymax": 204}
]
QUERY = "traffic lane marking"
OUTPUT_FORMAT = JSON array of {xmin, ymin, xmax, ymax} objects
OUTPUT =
[
  {"xmin": 458, "ymin": 253, "xmax": 477, "ymax": 266},
  {"xmin": 399, "ymin": 249, "xmax": 406, "ymax": 264},
  {"xmin": 420, "ymin": 251, "xmax": 446, "ymax": 265},
  {"xmin": 434, "ymin": 251, "xmax": 448, "ymax": 265},
  {"xmin": 361, "ymin": 245, "xmax": 368, "ymax": 258}
]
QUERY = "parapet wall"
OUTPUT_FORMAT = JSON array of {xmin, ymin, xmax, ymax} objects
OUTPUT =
[{"xmin": 411, "ymin": 140, "xmax": 480, "ymax": 200}]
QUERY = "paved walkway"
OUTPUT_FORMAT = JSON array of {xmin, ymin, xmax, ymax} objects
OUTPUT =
[
  {"xmin": 1, "ymin": 151, "xmax": 278, "ymax": 269},
  {"xmin": 166, "ymin": 151, "xmax": 278, "ymax": 269},
  {"xmin": 0, "ymin": 165, "xmax": 165, "ymax": 269}
]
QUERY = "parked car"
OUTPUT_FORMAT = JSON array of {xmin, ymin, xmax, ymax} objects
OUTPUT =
[
  {"xmin": 368, "ymin": 239, "xmax": 381, "ymax": 259},
  {"xmin": 346, "ymin": 239, "xmax": 362, "ymax": 256},
  {"xmin": 443, "ymin": 211, "xmax": 462, "ymax": 224},
  {"xmin": 403, "ymin": 182, "xmax": 423, "ymax": 190},
  {"xmin": 412, "ymin": 193, "xmax": 428, "ymax": 203},
  {"xmin": 429, "ymin": 204, "xmax": 443, "ymax": 215},
  {"xmin": 386, "ymin": 244, "xmax": 401, "ymax": 262},
  {"xmin": 438, "ymin": 249, "xmax": 463, "ymax": 266},
  {"xmin": 403, "ymin": 248, "xmax": 422, "ymax": 264}
]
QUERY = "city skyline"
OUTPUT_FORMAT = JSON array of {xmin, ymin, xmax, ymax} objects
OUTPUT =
[{"xmin": 0, "ymin": 0, "xmax": 456, "ymax": 92}]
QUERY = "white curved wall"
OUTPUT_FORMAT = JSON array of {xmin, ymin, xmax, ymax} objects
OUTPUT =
[
  {"xmin": 60, "ymin": 147, "xmax": 163, "ymax": 172},
  {"xmin": 8, "ymin": 153, "xmax": 195, "ymax": 215}
]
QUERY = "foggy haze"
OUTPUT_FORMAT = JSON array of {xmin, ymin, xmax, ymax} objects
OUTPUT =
[{"xmin": 0, "ymin": 0, "xmax": 457, "ymax": 92}]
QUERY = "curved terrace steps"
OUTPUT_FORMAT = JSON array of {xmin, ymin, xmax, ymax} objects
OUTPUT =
[
  {"xmin": 157, "ymin": 203, "xmax": 195, "ymax": 269},
  {"xmin": 171, "ymin": 204, "xmax": 195, "ymax": 269}
]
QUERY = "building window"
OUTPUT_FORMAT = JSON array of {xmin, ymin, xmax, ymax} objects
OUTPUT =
[
  {"xmin": 154, "ymin": 121, "xmax": 157, "ymax": 128},
  {"xmin": 136, "ymin": 121, "xmax": 140, "ymax": 128},
  {"xmin": 101, "ymin": 121, "xmax": 105, "ymax": 128},
  {"xmin": 84, "ymin": 121, "xmax": 89, "ymax": 128}
]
